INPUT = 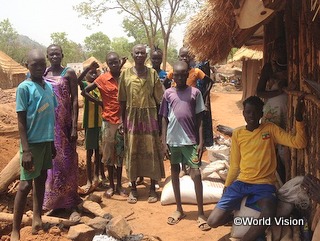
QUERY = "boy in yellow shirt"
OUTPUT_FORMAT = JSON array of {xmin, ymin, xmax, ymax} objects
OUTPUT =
[{"xmin": 207, "ymin": 95, "xmax": 307, "ymax": 241}]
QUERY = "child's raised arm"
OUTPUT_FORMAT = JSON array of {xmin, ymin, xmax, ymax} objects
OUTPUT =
[{"xmin": 77, "ymin": 61, "xmax": 99, "ymax": 90}]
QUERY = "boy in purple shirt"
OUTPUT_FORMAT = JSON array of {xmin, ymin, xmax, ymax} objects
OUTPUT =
[{"xmin": 159, "ymin": 61, "xmax": 211, "ymax": 231}]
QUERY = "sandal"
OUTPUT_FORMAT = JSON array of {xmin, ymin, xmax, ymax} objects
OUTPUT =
[
  {"xmin": 99, "ymin": 178, "xmax": 109, "ymax": 189},
  {"xmin": 197, "ymin": 216, "xmax": 211, "ymax": 231},
  {"xmin": 148, "ymin": 190, "xmax": 158, "ymax": 203},
  {"xmin": 78, "ymin": 181, "xmax": 100, "ymax": 195},
  {"xmin": 77, "ymin": 184, "xmax": 91, "ymax": 195},
  {"xmin": 69, "ymin": 211, "xmax": 81, "ymax": 223},
  {"xmin": 127, "ymin": 189, "xmax": 138, "ymax": 204},
  {"xmin": 115, "ymin": 186, "xmax": 128, "ymax": 197},
  {"xmin": 167, "ymin": 210, "xmax": 186, "ymax": 225},
  {"xmin": 136, "ymin": 177, "xmax": 144, "ymax": 185},
  {"xmin": 105, "ymin": 187, "xmax": 114, "ymax": 198}
]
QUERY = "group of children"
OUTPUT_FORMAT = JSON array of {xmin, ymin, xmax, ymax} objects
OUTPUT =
[{"xmin": 12, "ymin": 43, "xmax": 308, "ymax": 241}]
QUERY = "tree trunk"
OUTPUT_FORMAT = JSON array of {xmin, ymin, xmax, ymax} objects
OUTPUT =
[{"xmin": 0, "ymin": 151, "xmax": 20, "ymax": 194}]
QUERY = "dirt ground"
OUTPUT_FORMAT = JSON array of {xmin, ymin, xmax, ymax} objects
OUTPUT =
[{"xmin": 0, "ymin": 84, "xmax": 244, "ymax": 241}]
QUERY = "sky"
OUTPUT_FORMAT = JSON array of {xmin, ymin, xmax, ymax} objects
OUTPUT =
[{"xmin": 0, "ymin": 0, "xmax": 187, "ymax": 50}]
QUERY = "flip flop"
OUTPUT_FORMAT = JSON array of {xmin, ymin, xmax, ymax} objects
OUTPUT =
[
  {"xmin": 167, "ymin": 211, "xmax": 186, "ymax": 225},
  {"xmin": 105, "ymin": 187, "xmax": 114, "ymax": 198},
  {"xmin": 197, "ymin": 216, "xmax": 211, "ymax": 231},
  {"xmin": 136, "ymin": 177, "xmax": 144, "ymax": 185},
  {"xmin": 127, "ymin": 190, "xmax": 138, "ymax": 204},
  {"xmin": 115, "ymin": 187, "xmax": 128, "ymax": 197},
  {"xmin": 148, "ymin": 190, "xmax": 158, "ymax": 203},
  {"xmin": 69, "ymin": 211, "xmax": 81, "ymax": 223},
  {"xmin": 77, "ymin": 184, "xmax": 92, "ymax": 195},
  {"xmin": 99, "ymin": 178, "xmax": 109, "ymax": 189},
  {"xmin": 78, "ymin": 181, "xmax": 99, "ymax": 195}
]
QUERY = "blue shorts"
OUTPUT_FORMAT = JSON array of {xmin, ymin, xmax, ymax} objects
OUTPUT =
[
  {"xmin": 169, "ymin": 145, "xmax": 201, "ymax": 169},
  {"xmin": 217, "ymin": 181, "xmax": 277, "ymax": 211}
]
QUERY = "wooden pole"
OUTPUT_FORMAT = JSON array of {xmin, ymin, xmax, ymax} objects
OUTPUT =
[{"xmin": 0, "ymin": 151, "xmax": 20, "ymax": 194}]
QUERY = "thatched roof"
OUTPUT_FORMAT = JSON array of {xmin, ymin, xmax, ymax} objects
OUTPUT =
[
  {"xmin": 0, "ymin": 51, "xmax": 28, "ymax": 77},
  {"xmin": 184, "ymin": 1, "xmax": 235, "ymax": 63},
  {"xmin": 185, "ymin": 0, "xmax": 284, "ymax": 63},
  {"xmin": 82, "ymin": 57, "xmax": 103, "ymax": 69},
  {"xmin": 230, "ymin": 45, "xmax": 263, "ymax": 62}
]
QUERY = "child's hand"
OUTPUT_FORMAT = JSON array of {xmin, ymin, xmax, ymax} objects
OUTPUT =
[
  {"xmin": 197, "ymin": 144, "xmax": 203, "ymax": 162},
  {"xmin": 295, "ymin": 94, "xmax": 306, "ymax": 121},
  {"xmin": 120, "ymin": 57, "xmax": 128, "ymax": 69},
  {"xmin": 89, "ymin": 61, "xmax": 99, "ymax": 70},
  {"xmin": 22, "ymin": 151, "xmax": 34, "ymax": 172}
]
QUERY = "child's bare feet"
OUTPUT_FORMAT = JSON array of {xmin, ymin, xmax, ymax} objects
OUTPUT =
[
  {"xmin": 10, "ymin": 230, "xmax": 20, "ymax": 241},
  {"xmin": 32, "ymin": 222, "xmax": 43, "ymax": 235}
]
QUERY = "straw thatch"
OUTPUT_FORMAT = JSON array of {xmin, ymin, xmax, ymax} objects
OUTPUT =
[
  {"xmin": 184, "ymin": 1, "xmax": 236, "ymax": 63},
  {"xmin": 0, "ymin": 51, "xmax": 28, "ymax": 89},
  {"xmin": 230, "ymin": 45, "xmax": 263, "ymax": 62},
  {"xmin": 82, "ymin": 57, "xmax": 103, "ymax": 69},
  {"xmin": 0, "ymin": 51, "xmax": 28, "ymax": 76}
]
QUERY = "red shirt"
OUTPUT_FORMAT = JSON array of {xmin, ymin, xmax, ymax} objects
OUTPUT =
[{"xmin": 94, "ymin": 72, "xmax": 121, "ymax": 124}]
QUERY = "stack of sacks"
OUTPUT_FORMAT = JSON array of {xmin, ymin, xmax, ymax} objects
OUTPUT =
[
  {"xmin": 206, "ymin": 142, "xmax": 230, "ymax": 162},
  {"xmin": 201, "ymin": 160, "xmax": 229, "ymax": 181},
  {"xmin": 160, "ymin": 140, "xmax": 230, "ymax": 205},
  {"xmin": 160, "ymin": 175, "xmax": 225, "ymax": 205}
]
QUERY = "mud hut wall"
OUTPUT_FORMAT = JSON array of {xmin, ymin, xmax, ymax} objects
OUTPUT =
[
  {"xmin": 284, "ymin": 0, "xmax": 320, "ymax": 182},
  {"xmin": 241, "ymin": 59, "xmax": 262, "ymax": 101}
]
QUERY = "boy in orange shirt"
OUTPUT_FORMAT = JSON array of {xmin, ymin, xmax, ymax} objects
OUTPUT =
[{"xmin": 82, "ymin": 52, "xmax": 126, "ymax": 197}]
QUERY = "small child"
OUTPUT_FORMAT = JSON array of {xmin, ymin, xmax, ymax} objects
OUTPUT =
[
  {"xmin": 11, "ymin": 49, "xmax": 57, "ymax": 241},
  {"xmin": 159, "ymin": 61, "xmax": 211, "ymax": 231},
  {"xmin": 82, "ymin": 52, "xmax": 127, "ymax": 198},
  {"xmin": 151, "ymin": 46, "xmax": 167, "ymax": 83},
  {"xmin": 77, "ymin": 61, "xmax": 106, "ymax": 195}
]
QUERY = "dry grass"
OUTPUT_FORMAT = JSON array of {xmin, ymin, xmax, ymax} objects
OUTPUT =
[{"xmin": 184, "ymin": 1, "xmax": 236, "ymax": 63}]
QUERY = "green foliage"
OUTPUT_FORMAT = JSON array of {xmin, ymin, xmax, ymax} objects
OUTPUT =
[
  {"xmin": 0, "ymin": 19, "xmax": 45, "ymax": 65},
  {"xmin": 110, "ymin": 37, "xmax": 134, "ymax": 61},
  {"xmin": 50, "ymin": 32, "xmax": 85, "ymax": 65},
  {"xmin": 74, "ymin": 0, "xmax": 200, "ymax": 69},
  {"xmin": 0, "ymin": 18, "xmax": 18, "ymax": 55},
  {"xmin": 166, "ymin": 46, "xmax": 178, "ymax": 65},
  {"xmin": 84, "ymin": 32, "xmax": 111, "ymax": 62}
]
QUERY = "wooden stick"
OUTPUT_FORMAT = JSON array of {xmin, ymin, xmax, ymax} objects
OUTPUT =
[
  {"xmin": 0, "ymin": 151, "xmax": 20, "ymax": 194},
  {"xmin": 0, "ymin": 212, "xmax": 78, "ymax": 227}
]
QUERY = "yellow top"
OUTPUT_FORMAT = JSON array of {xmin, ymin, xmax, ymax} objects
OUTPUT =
[{"xmin": 225, "ymin": 121, "xmax": 307, "ymax": 186}]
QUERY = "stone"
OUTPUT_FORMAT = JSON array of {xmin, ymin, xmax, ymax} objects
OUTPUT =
[
  {"xmin": 67, "ymin": 223, "xmax": 96, "ymax": 241},
  {"xmin": 107, "ymin": 216, "xmax": 132, "ymax": 240},
  {"xmin": 86, "ymin": 216, "xmax": 109, "ymax": 234}
]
